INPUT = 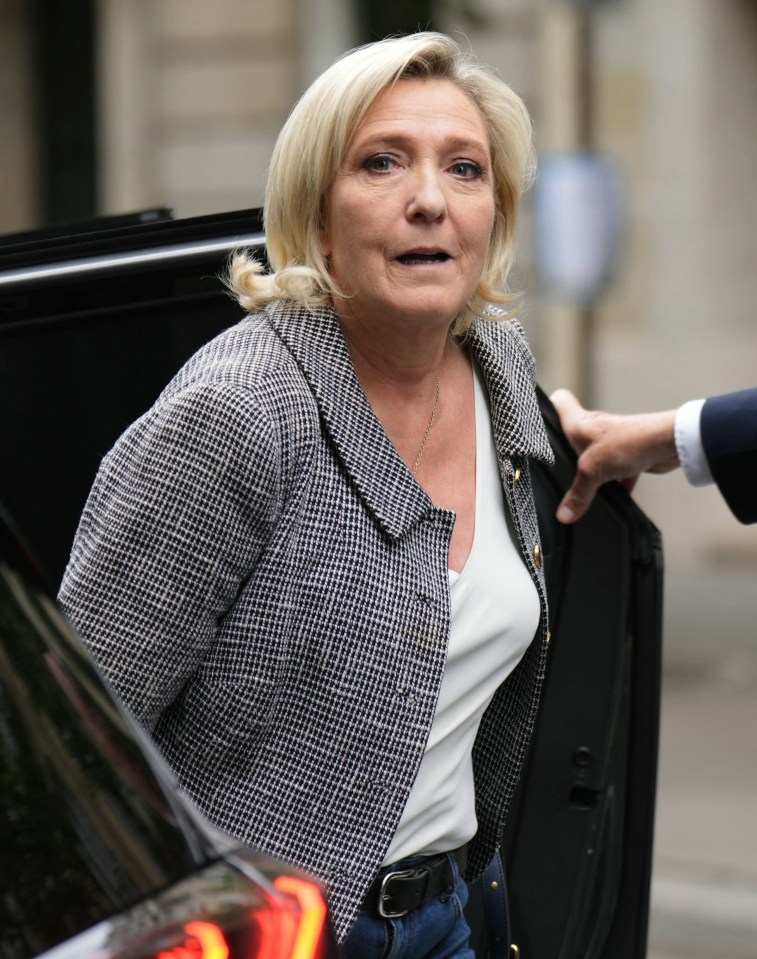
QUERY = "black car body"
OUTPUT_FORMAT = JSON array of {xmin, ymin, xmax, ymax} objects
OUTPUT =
[
  {"xmin": 0, "ymin": 209, "xmax": 663, "ymax": 958},
  {"xmin": 0, "ymin": 504, "xmax": 336, "ymax": 959}
]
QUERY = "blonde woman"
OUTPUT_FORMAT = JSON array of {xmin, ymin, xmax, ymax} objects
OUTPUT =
[{"xmin": 60, "ymin": 33, "xmax": 553, "ymax": 956}]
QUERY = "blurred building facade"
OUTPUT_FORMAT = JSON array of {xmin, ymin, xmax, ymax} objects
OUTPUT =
[{"xmin": 1, "ymin": 0, "xmax": 756, "ymax": 571}]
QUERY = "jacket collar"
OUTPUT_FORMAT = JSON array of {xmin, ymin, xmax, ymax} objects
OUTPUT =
[
  {"xmin": 466, "ymin": 319, "xmax": 554, "ymax": 465},
  {"xmin": 266, "ymin": 300, "xmax": 553, "ymax": 540}
]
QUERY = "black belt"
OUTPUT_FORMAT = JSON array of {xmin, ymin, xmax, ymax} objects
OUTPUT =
[{"xmin": 364, "ymin": 846, "xmax": 468, "ymax": 919}]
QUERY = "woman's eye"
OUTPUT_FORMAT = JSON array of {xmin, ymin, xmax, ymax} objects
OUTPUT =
[
  {"xmin": 362, "ymin": 154, "xmax": 395, "ymax": 173},
  {"xmin": 451, "ymin": 161, "xmax": 485, "ymax": 179}
]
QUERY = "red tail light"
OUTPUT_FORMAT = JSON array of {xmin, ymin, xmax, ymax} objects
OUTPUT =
[
  {"xmin": 272, "ymin": 877, "xmax": 328, "ymax": 959},
  {"xmin": 156, "ymin": 921, "xmax": 230, "ymax": 958},
  {"xmin": 48, "ymin": 861, "xmax": 334, "ymax": 959}
]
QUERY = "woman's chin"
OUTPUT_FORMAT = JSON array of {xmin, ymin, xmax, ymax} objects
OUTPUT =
[
  {"xmin": 333, "ymin": 285, "xmax": 472, "ymax": 333},
  {"xmin": 400, "ymin": 294, "xmax": 469, "ymax": 329}
]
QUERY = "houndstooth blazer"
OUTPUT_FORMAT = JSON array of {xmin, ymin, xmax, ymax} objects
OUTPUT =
[{"xmin": 58, "ymin": 298, "xmax": 554, "ymax": 943}]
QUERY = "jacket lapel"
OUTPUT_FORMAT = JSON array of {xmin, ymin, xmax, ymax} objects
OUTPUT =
[
  {"xmin": 266, "ymin": 302, "xmax": 554, "ymax": 542},
  {"xmin": 266, "ymin": 300, "xmax": 435, "ymax": 541},
  {"xmin": 467, "ymin": 319, "xmax": 554, "ymax": 466}
]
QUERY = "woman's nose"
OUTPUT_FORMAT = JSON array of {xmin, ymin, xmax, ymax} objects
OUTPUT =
[{"xmin": 406, "ymin": 169, "xmax": 447, "ymax": 221}]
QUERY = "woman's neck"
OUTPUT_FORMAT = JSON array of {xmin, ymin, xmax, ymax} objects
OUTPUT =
[{"xmin": 337, "ymin": 307, "xmax": 454, "ymax": 396}]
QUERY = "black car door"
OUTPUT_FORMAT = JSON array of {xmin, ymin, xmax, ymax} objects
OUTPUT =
[{"xmin": 0, "ymin": 209, "xmax": 662, "ymax": 959}]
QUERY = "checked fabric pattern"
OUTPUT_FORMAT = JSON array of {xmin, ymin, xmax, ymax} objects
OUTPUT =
[{"xmin": 58, "ymin": 299, "xmax": 554, "ymax": 942}]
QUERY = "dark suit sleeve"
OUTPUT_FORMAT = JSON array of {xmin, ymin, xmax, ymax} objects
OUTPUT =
[{"xmin": 700, "ymin": 388, "xmax": 757, "ymax": 524}]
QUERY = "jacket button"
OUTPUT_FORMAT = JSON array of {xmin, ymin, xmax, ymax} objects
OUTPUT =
[
  {"xmin": 533, "ymin": 543, "xmax": 542, "ymax": 568},
  {"xmin": 513, "ymin": 468, "xmax": 521, "ymax": 490}
]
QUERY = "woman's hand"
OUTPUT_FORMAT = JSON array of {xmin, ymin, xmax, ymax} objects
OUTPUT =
[{"xmin": 550, "ymin": 388, "xmax": 680, "ymax": 523}]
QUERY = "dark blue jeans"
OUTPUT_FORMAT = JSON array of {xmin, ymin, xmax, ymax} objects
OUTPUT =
[{"xmin": 342, "ymin": 853, "xmax": 474, "ymax": 959}]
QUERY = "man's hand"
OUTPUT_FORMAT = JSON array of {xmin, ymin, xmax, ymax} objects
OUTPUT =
[{"xmin": 550, "ymin": 389, "xmax": 680, "ymax": 523}]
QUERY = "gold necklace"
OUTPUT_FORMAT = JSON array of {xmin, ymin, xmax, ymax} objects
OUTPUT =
[{"xmin": 412, "ymin": 376, "xmax": 440, "ymax": 475}]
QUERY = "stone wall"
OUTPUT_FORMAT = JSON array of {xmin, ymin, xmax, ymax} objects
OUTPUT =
[
  {"xmin": 98, "ymin": 0, "xmax": 302, "ymax": 217},
  {"xmin": 0, "ymin": 0, "xmax": 38, "ymax": 232}
]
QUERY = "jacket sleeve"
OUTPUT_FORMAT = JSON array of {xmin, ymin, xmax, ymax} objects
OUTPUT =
[
  {"xmin": 58, "ymin": 380, "xmax": 284, "ymax": 729},
  {"xmin": 700, "ymin": 387, "xmax": 757, "ymax": 524}
]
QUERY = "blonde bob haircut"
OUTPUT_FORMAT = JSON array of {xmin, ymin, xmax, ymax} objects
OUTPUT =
[{"xmin": 227, "ymin": 31, "xmax": 536, "ymax": 335}]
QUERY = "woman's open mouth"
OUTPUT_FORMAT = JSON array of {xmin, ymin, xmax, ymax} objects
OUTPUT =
[{"xmin": 396, "ymin": 251, "xmax": 451, "ymax": 265}]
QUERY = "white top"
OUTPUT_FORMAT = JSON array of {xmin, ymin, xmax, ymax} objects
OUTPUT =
[
  {"xmin": 383, "ymin": 367, "xmax": 541, "ymax": 865},
  {"xmin": 675, "ymin": 399, "xmax": 713, "ymax": 487}
]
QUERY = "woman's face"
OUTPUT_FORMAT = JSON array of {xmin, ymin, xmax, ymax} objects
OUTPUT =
[{"xmin": 320, "ymin": 78, "xmax": 496, "ymax": 334}]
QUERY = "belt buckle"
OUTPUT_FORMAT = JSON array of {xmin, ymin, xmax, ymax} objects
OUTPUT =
[{"xmin": 377, "ymin": 867, "xmax": 417, "ymax": 919}]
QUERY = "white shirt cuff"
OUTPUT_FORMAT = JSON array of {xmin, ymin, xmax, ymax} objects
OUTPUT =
[{"xmin": 674, "ymin": 399, "xmax": 713, "ymax": 487}]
